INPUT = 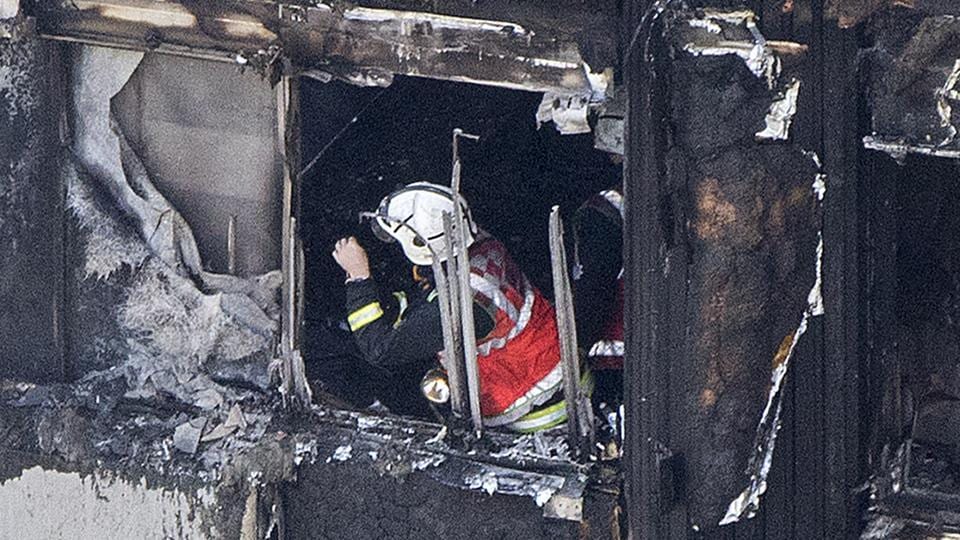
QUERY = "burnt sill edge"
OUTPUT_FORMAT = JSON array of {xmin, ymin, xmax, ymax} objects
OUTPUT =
[
  {"xmin": 0, "ymin": 379, "xmax": 612, "ymax": 522},
  {"xmin": 873, "ymin": 440, "xmax": 960, "ymax": 532}
]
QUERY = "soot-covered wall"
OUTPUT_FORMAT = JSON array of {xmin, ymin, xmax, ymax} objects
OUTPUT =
[{"xmin": 0, "ymin": 33, "xmax": 64, "ymax": 382}]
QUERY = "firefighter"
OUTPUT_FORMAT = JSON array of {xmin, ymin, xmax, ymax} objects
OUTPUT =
[
  {"xmin": 331, "ymin": 182, "xmax": 570, "ymax": 432},
  {"xmin": 572, "ymin": 187, "xmax": 624, "ymax": 406}
]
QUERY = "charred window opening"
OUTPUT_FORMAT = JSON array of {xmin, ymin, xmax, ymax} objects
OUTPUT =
[
  {"xmin": 864, "ymin": 151, "xmax": 960, "ymax": 516},
  {"xmin": 298, "ymin": 76, "xmax": 622, "ymax": 435}
]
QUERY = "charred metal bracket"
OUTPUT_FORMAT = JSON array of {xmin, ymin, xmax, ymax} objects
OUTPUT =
[
  {"xmin": 669, "ymin": 9, "xmax": 807, "ymax": 86},
  {"xmin": 667, "ymin": 8, "xmax": 807, "ymax": 143}
]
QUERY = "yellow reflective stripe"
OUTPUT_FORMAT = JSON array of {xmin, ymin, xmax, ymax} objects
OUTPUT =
[
  {"xmin": 348, "ymin": 302, "xmax": 384, "ymax": 331},
  {"xmin": 521, "ymin": 400, "xmax": 567, "ymax": 421},
  {"xmin": 506, "ymin": 370, "xmax": 596, "ymax": 433},
  {"xmin": 512, "ymin": 409, "xmax": 568, "ymax": 433},
  {"xmin": 426, "ymin": 289, "xmax": 439, "ymax": 303}
]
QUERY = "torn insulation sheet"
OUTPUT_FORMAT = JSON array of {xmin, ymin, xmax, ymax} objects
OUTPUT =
[
  {"xmin": 720, "ymin": 174, "xmax": 826, "ymax": 526},
  {"xmin": 936, "ymin": 59, "xmax": 960, "ymax": 147},
  {"xmin": 67, "ymin": 44, "xmax": 280, "ymax": 407},
  {"xmin": 756, "ymin": 79, "xmax": 801, "ymax": 141}
]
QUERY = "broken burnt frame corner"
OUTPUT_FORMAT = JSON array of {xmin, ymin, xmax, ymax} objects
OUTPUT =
[{"xmin": 5, "ymin": 0, "xmax": 960, "ymax": 538}]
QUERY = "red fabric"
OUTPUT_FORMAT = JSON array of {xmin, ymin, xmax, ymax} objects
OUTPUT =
[
  {"xmin": 478, "ymin": 295, "xmax": 560, "ymax": 416},
  {"xmin": 467, "ymin": 236, "xmax": 561, "ymax": 418}
]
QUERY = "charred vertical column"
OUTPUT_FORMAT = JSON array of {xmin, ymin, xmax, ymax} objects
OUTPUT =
[
  {"xmin": 0, "ymin": 15, "xmax": 65, "ymax": 381},
  {"xmin": 820, "ymin": 15, "xmax": 864, "ymax": 537},
  {"xmin": 623, "ymin": 1, "xmax": 672, "ymax": 538},
  {"xmin": 626, "ymin": 5, "xmax": 826, "ymax": 537},
  {"xmin": 279, "ymin": 73, "xmax": 311, "ymax": 407}
]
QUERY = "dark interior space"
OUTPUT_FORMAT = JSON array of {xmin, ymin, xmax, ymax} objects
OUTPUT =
[
  {"xmin": 297, "ymin": 76, "xmax": 620, "ymax": 417},
  {"xmin": 866, "ymin": 151, "xmax": 960, "ymax": 501}
]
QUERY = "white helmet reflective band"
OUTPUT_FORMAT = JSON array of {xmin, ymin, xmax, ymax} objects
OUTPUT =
[{"xmin": 373, "ymin": 182, "xmax": 476, "ymax": 266}]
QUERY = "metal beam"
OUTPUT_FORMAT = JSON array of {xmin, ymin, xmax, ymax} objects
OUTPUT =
[{"xmin": 32, "ymin": 0, "xmax": 606, "ymax": 95}]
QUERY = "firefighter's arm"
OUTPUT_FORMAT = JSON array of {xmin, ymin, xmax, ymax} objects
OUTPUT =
[{"xmin": 343, "ymin": 279, "xmax": 493, "ymax": 371}]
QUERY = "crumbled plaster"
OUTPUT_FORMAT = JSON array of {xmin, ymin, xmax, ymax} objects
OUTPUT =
[{"xmin": 0, "ymin": 466, "xmax": 217, "ymax": 539}]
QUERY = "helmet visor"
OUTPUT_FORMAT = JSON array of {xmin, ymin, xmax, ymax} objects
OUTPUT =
[{"xmin": 371, "ymin": 218, "xmax": 396, "ymax": 243}]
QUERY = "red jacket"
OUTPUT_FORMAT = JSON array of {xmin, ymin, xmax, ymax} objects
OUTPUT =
[{"xmin": 467, "ymin": 234, "xmax": 563, "ymax": 426}]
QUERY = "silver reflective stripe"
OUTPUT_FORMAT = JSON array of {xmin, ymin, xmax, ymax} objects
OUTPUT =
[
  {"xmin": 588, "ymin": 339, "xmax": 624, "ymax": 357},
  {"xmin": 471, "ymin": 274, "xmax": 535, "ymax": 356},
  {"xmin": 599, "ymin": 189, "xmax": 624, "ymax": 218}
]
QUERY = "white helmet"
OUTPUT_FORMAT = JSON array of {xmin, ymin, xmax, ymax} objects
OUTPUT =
[{"xmin": 371, "ymin": 182, "xmax": 477, "ymax": 266}]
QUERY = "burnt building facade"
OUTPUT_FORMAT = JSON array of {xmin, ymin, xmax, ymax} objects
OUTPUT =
[{"xmin": 0, "ymin": 0, "xmax": 958, "ymax": 538}]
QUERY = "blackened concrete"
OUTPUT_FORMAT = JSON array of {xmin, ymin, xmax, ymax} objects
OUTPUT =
[{"xmin": 0, "ymin": 32, "xmax": 65, "ymax": 382}]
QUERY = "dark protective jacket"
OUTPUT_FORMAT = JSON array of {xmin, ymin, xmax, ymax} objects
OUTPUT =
[{"xmin": 345, "ymin": 232, "xmax": 566, "ymax": 430}]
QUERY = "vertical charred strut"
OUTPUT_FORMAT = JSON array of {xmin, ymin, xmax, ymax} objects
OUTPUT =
[{"xmin": 549, "ymin": 206, "xmax": 593, "ymax": 455}]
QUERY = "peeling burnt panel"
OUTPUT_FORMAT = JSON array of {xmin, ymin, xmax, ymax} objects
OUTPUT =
[
  {"xmin": 657, "ymin": 9, "xmax": 823, "ymax": 530},
  {"xmin": 0, "ymin": 26, "xmax": 64, "ymax": 382},
  {"xmin": 283, "ymin": 407, "xmax": 620, "ymax": 539},
  {"xmin": 347, "ymin": 0, "xmax": 621, "ymax": 70},
  {"xmin": 863, "ymin": 9, "xmax": 960, "ymax": 158}
]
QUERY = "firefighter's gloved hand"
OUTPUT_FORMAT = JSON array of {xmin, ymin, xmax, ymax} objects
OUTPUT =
[{"xmin": 332, "ymin": 236, "xmax": 371, "ymax": 282}]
